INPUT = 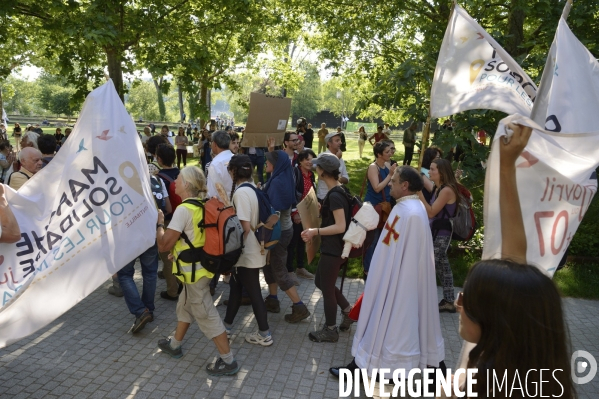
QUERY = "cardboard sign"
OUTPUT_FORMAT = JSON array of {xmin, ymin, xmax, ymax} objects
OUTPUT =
[
  {"xmin": 242, "ymin": 92, "xmax": 292, "ymax": 148},
  {"xmin": 297, "ymin": 187, "xmax": 321, "ymax": 264}
]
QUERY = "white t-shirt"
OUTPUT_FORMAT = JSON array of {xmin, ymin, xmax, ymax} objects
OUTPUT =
[{"xmin": 233, "ymin": 184, "xmax": 267, "ymax": 268}]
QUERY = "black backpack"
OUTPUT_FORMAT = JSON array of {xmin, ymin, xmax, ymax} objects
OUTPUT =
[{"xmin": 237, "ymin": 183, "xmax": 281, "ymax": 254}]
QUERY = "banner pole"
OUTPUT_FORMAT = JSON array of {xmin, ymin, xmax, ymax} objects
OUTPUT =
[{"xmin": 561, "ymin": 0, "xmax": 573, "ymax": 20}]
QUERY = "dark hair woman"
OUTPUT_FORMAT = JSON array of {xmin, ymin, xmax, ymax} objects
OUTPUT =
[
  {"xmin": 223, "ymin": 154, "xmax": 272, "ymax": 346},
  {"xmin": 362, "ymin": 141, "xmax": 397, "ymax": 277},
  {"xmin": 287, "ymin": 149, "xmax": 317, "ymax": 280},
  {"xmin": 175, "ymin": 126, "xmax": 189, "ymax": 169},
  {"xmin": 418, "ymin": 158, "xmax": 459, "ymax": 313},
  {"xmin": 456, "ymin": 259, "xmax": 574, "ymax": 398}
]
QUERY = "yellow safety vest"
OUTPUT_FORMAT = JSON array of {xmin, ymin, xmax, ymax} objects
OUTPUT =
[{"xmin": 172, "ymin": 200, "xmax": 214, "ymax": 283}]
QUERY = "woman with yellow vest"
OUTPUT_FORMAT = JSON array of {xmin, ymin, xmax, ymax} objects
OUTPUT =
[{"xmin": 155, "ymin": 165, "xmax": 239, "ymax": 376}]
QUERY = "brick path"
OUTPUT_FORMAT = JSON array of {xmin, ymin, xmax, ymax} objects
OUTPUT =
[{"xmin": 1, "ymin": 263, "xmax": 598, "ymax": 398}]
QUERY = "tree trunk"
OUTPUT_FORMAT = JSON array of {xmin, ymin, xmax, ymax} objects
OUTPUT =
[
  {"xmin": 153, "ymin": 78, "xmax": 166, "ymax": 121},
  {"xmin": 178, "ymin": 85, "xmax": 184, "ymax": 122},
  {"xmin": 199, "ymin": 83, "xmax": 209, "ymax": 130},
  {"xmin": 506, "ymin": 0, "xmax": 526, "ymax": 58},
  {"xmin": 106, "ymin": 47, "xmax": 124, "ymax": 103},
  {"xmin": 0, "ymin": 86, "xmax": 4, "ymax": 124}
]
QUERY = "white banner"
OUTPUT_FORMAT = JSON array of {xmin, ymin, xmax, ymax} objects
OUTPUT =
[
  {"xmin": 483, "ymin": 19, "xmax": 599, "ymax": 275},
  {"xmin": 430, "ymin": 4, "xmax": 537, "ymax": 118},
  {"xmin": 0, "ymin": 81, "xmax": 157, "ymax": 347}
]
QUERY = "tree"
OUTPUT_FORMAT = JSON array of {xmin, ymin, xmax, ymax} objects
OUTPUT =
[
  {"xmin": 289, "ymin": 63, "xmax": 322, "ymax": 119},
  {"xmin": 126, "ymin": 80, "xmax": 161, "ymax": 122}
]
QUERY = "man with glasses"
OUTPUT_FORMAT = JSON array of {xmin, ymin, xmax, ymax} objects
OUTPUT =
[
  {"xmin": 283, "ymin": 132, "xmax": 300, "ymax": 166},
  {"xmin": 329, "ymin": 166, "xmax": 445, "ymax": 383}
]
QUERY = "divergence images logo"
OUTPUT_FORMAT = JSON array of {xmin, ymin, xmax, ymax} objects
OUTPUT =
[{"xmin": 571, "ymin": 350, "xmax": 597, "ymax": 385}]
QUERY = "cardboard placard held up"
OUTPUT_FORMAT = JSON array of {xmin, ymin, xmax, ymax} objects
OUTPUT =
[
  {"xmin": 241, "ymin": 92, "xmax": 291, "ymax": 148},
  {"xmin": 297, "ymin": 187, "xmax": 321, "ymax": 264}
]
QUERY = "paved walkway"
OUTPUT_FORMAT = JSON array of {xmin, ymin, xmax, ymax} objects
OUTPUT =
[{"xmin": 1, "ymin": 264, "xmax": 598, "ymax": 398}]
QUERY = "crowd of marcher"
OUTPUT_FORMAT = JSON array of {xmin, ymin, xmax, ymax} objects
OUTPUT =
[{"xmin": 0, "ymin": 117, "xmax": 575, "ymax": 396}]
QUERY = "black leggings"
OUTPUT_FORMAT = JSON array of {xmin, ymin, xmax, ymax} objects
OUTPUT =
[
  {"xmin": 314, "ymin": 254, "xmax": 350, "ymax": 327},
  {"xmin": 176, "ymin": 149, "xmax": 187, "ymax": 169},
  {"xmin": 224, "ymin": 267, "xmax": 269, "ymax": 331}
]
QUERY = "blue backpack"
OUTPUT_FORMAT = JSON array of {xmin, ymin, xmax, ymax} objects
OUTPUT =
[{"xmin": 238, "ymin": 183, "xmax": 281, "ymax": 254}]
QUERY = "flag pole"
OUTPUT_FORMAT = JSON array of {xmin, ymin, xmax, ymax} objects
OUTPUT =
[
  {"xmin": 419, "ymin": 0, "xmax": 457, "ymax": 171},
  {"xmin": 561, "ymin": 0, "xmax": 573, "ymax": 20}
]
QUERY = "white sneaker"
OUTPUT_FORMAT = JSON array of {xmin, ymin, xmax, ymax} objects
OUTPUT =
[{"xmin": 245, "ymin": 331, "xmax": 273, "ymax": 347}]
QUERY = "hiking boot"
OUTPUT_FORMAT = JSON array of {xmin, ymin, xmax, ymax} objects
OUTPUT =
[
  {"xmin": 264, "ymin": 297, "xmax": 280, "ymax": 313},
  {"xmin": 296, "ymin": 268, "xmax": 315, "ymax": 279},
  {"xmin": 206, "ymin": 358, "xmax": 240, "ymax": 376},
  {"xmin": 284, "ymin": 303, "xmax": 310, "ymax": 323},
  {"xmin": 245, "ymin": 331, "xmax": 274, "ymax": 347},
  {"xmin": 289, "ymin": 272, "xmax": 300, "ymax": 286},
  {"xmin": 339, "ymin": 311, "xmax": 355, "ymax": 332},
  {"xmin": 108, "ymin": 279, "xmax": 123, "ymax": 297},
  {"xmin": 438, "ymin": 299, "xmax": 456, "ymax": 313},
  {"xmin": 131, "ymin": 310, "xmax": 153, "ymax": 334},
  {"xmin": 157, "ymin": 338, "xmax": 183, "ymax": 358},
  {"xmin": 309, "ymin": 325, "xmax": 339, "ymax": 343},
  {"xmin": 160, "ymin": 291, "xmax": 178, "ymax": 301}
]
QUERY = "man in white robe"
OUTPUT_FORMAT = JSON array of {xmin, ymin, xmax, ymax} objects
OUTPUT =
[{"xmin": 330, "ymin": 166, "xmax": 445, "ymax": 380}]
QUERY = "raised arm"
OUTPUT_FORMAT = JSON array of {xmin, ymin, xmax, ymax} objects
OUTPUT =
[{"xmin": 499, "ymin": 123, "xmax": 532, "ymax": 263}]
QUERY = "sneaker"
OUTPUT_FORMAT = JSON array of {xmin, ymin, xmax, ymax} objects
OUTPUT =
[
  {"xmin": 339, "ymin": 311, "xmax": 355, "ymax": 332},
  {"xmin": 309, "ymin": 325, "xmax": 339, "ymax": 343},
  {"xmin": 296, "ymin": 268, "xmax": 315, "ymax": 279},
  {"xmin": 264, "ymin": 297, "xmax": 280, "ymax": 313},
  {"xmin": 223, "ymin": 274, "xmax": 231, "ymax": 284},
  {"xmin": 160, "ymin": 291, "xmax": 179, "ymax": 301},
  {"xmin": 438, "ymin": 299, "xmax": 457, "ymax": 313},
  {"xmin": 131, "ymin": 310, "xmax": 153, "ymax": 334},
  {"xmin": 157, "ymin": 270, "xmax": 165, "ymax": 279},
  {"xmin": 108, "ymin": 284, "xmax": 123, "ymax": 297},
  {"xmin": 206, "ymin": 358, "xmax": 240, "ymax": 376},
  {"xmin": 289, "ymin": 272, "xmax": 300, "ymax": 286},
  {"xmin": 225, "ymin": 326, "xmax": 232, "ymax": 340},
  {"xmin": 284, "ymin": 303, "xmax": 310, "ymax": 323},
  {"xmin": 245, "ymin": 331, "xmax": 274, "ymax": 347},
  {"xmin": 157, "ymin": 338, "xmax": 183, "ymax": 358},
  {"xmin": 241, "ymin": 296, "xmax": 252, "ymax": 306}
]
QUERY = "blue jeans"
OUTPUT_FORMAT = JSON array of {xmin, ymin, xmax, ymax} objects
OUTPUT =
[
  {"xmin": 248, "ymin": 151, "xmax": 265, "ymax": 184},
  {"xmin": 363, "ymin": 228, "xmax": 381, "ymax": 274},
  {"xmin": 117, "ymin": 243, "xmax": 159, "ymax": 317}
]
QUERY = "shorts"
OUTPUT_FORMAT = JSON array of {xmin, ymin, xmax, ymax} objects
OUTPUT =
[{"xmin": 176, "ymin": 277, "xmax": 225, "ymax": 340}]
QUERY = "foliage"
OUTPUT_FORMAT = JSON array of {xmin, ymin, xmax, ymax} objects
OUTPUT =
[
  {"xmin": 2, "ymin": 76, "xmax": 43, "ymax": 115},
  {"xmin": 125, "ymin": 80, "xmax": 161, "ymax": 122},
  {"xmin": 321, "ymin": 76, "xmax": 358, "ymax": 118},
  {"xmin": 289, "ymin": 62, "xmax": 322, "ymax": 119}
]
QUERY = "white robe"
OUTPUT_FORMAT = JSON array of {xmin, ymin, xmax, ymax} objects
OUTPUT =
[{"xmin": 352, "ymin": 197, "xmax": 445, "ymax": 371}]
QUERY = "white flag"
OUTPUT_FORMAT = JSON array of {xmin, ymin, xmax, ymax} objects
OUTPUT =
[
  {"xmin": 430, "ymin": 4, "xmax": 537, "ymax": 118},
  {"xmin": 483, "ymin": 18, "xmax": 599, "ymax": 275},
  {"xmin": 0, "ymin": 81, "xmax": 157, "ymax": 347}
]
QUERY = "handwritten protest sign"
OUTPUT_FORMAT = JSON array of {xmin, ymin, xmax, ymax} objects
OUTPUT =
[{"xmin": 0, "ymin": 81, "xmax": 157, "ymax": 347}]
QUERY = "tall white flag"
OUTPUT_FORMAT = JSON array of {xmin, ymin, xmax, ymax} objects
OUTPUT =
[
  {"xmin": 430, "ymin": 4, "xmax": 537, "ymax": 118},
  {"xmin": 0, "ymin": 81, "xmax": 158, "ymax": 347},
  {"xmin": 483, "ymin": 18, "xmax": 599, "ymax": 275}
]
